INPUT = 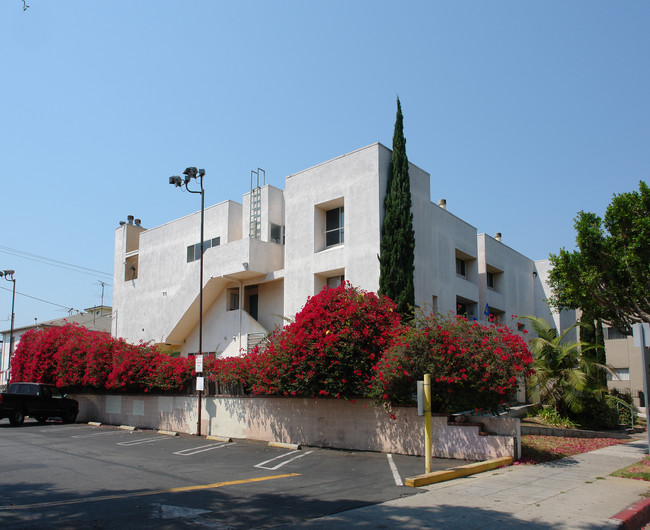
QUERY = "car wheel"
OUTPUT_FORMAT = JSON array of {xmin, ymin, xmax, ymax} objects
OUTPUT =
[
  {"xmin": 9, "ymin": 409, "xmax": 25, "ymax": 426},
  {"xmin": 64, "ymin": 407, "xmax": 78, "ymax": 424}
]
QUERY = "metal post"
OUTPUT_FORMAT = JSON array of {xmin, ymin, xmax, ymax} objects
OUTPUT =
[
  {"xmin": 169, "ymin": 168, "xmax": 206, "ymax": 437},
  {"xmin": 636, "ymin": 324, "xmax": 650, "ymax": 452},
  {"xmin": 1, "ymin": 271, "xmax": 15, "ymax": 385},
  {"xmin": 424, "ymin": 373, "xmax": 432, "ymax": 473},
  {"xmin": 197, "ymin": 174, "xmax": 204, "ymax": 436}
]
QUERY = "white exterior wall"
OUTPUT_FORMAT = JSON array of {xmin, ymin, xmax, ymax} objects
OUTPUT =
[
  {"xmin": 113, "ymin": 190, "xmax": 285, "ymax": 355},
  {"xmin": 419, "ymin": 202, "xmax": 479, "ymax": 315},
  {"xmin": 283, "ymin": 144, "xmax": 387, "ymax": 317},
  {"xmin": 533, "ymin": 259, "xmax": 577, "ymax": 341},
  {"xmin": 478, "ymin": 233, "xmax": 537, "ymax": 324},
  {"xmin": 113, "ymin": 142, "xmax": 567, "ymax": 365}
]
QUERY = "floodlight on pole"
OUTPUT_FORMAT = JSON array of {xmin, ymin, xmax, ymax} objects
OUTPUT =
[
  {"xmin": 0, "ymin": 270, "xmax": 16, "ymax": 386},
  {"xmin": 169, "ymin": 167, "xmax": 206, "ymax": 436}
]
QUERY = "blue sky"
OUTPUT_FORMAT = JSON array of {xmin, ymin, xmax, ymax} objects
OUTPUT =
[{"xmin": 1, "ymin": 1, "xmax": 648, "ymax": 329}]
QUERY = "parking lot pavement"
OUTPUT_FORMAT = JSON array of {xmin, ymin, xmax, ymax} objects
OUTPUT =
[{"xmin": 0, "ymin": 420, "xmax": 459, "ymax": 528}]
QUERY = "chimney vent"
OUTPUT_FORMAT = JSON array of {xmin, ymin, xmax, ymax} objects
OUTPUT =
[
  {"xmin": 127, "ymin": 215, "xmax": 134, "ymax": 225},
  {"xmin": 438, "ymin": 199, "xmax": 447, "ymax": 210},
  {"xmin": 135, "ymin": 219, "xmax": 141, "ymax": 227},
  {"xmin": 495, "ymin": 232, "xmax": 502, "ymax": 242}
]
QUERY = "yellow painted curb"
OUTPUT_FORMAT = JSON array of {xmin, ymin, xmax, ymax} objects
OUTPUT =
[
  {"xmin": 119, "ymin": 425, "xmax": 136, "ymax": 431},
  {"xmin": 404, "ymin": 456, "xmax": 513, "ymax": 488},
  {"xmin": 268, "ymin": 441, "xmax": 301, "ymax": 450},
  {"xmin": 88, "ymin": 421, "xmax": 102, "ymax": 426},
  {"xmin": 206, "ymin": 435, "xmax": 233, "ymax": 442},
  {"xmin": 157, "ymin": 430, "xmax": 178, "ymax": 436}
]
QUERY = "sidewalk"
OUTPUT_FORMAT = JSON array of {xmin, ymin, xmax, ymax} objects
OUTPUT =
[{"xmin": 285, "ymin": 438, "xmax": 650, "ymax": 529}]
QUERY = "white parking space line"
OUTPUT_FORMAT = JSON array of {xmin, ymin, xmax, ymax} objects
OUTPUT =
[
  {"xmin": 255, "ymin": 450, "xmax": 313, "ymax": 470},
  {"xmin": 38, "ymin": 426, "xmax": 89, "ymax": 433},
  {"xmin": 72, "ymin": 431, "xmax": 127, "ymax": 439},
  {"xmin": 387, "ymin": 454, "xmax": 403, "ymax": 486},
  {"xmin": 173, "ymin": 442, "xmax": 236, "ymax": 456},
  {"xmin": 117, "ymin": 436, "xmax": 173, "ymax": 446}
]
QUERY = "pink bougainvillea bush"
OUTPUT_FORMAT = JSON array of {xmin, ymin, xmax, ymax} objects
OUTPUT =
[
  {"xmin": 10, "ymin": 323, "xmax": 193, "ymax": 393},
  {"xmin": 244, "ymin": 282, "xmax": 401, "ymax": 398},
  {"xmin": 371, "ymin": 312, "xmax": 534, "ymax": 412}
]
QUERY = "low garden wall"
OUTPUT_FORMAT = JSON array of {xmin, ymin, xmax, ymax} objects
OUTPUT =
[{"xmin": 72, "ymin": 393, "xmax": 520, "ymax": 460}]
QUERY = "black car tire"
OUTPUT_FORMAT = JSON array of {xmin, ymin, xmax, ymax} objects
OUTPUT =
[
  {"xmin": 9, "ymin": 409, "xmax": 25, "ymax": 426},
  {"xmin": 64, "ymin": 407, "xmax": 78, "ymax": 424}
]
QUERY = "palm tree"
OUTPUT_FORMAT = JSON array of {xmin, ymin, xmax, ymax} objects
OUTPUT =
[{"xmin": 523, "ymin": 316, "xmax": 609, "ymax": 415}]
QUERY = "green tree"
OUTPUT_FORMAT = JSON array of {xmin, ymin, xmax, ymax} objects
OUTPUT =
[
  {"xmin": 548, "ymin": 181, "xmax": 650, "ymax": 334},
  {"xmin": 379, "ymin": 97, "xmax": 415, "ymax": 318},
  {"xmin": 524, "ymin": 316, "xmax": 606, "ymax": 415}
]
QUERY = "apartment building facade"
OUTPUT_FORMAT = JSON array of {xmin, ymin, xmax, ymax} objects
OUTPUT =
[{"xmin": 113, "ymin": 143, "xmax": 565, "ymax": 363}]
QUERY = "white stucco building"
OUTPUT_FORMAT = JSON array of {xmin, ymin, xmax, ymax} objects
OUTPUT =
[{"xmin": 113, "ymin": 143, "xmax": 566, "ymax": 359}]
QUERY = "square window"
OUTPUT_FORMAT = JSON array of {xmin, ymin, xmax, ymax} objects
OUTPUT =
[
  {"xmin": 326, "ymin": 275, "xmax": 344, "ymax": 288},
  {"xmin": 271, "ymin": 224, "xmax": 283, "ymax": 245}
]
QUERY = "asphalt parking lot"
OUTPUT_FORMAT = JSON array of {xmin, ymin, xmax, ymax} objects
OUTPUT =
[{"xmin": 0, "ymin": 419, "xmax": 460, "ymax": 528}]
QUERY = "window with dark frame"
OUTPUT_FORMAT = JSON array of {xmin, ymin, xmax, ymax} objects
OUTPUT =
[
  {"xmin": 456, "ymin": 257, "xmax": 466, "ymax": 277},
  {"xmin": 607, "ymin": 327, "xmax": 628, "ymax": 340},
  {"xmin": 271, "ymin": 223, "xmax": 284, "ymax": 245},
  {"xmin": 187, "ymin": 237, "xmax": 221, "ymax": 263},
  {"xmin": 326, "ymin": 275, "xmax": 344, "ymax": 288},
  {"xmin": 325, "ymin": 206, "xmax": 344, "ymax": 247}
]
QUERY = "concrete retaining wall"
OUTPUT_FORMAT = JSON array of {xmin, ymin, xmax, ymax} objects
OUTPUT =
[{"xmin": 72, "ymin": 394, "xmax": 520, "ymax": 460}]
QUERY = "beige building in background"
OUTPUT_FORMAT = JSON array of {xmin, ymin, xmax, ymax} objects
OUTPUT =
[{"xmin": 604, "ymin": 326, "xmax": 645, "ymax": 406}]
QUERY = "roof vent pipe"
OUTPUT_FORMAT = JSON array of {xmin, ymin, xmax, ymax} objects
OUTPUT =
[
  {"xmin": 495, "ymin": 232, "xmax": 502, "ymax": 242},
  {"xmin": 134, "ymin": 219, "xmax": 141, "ymax": 227},
  {"xmin": 127, "ymin": 215, "xmax": 134, "ymax": 225},
  {"xmin": 438, "ymin": 199, "xmax": 447, "ymax": 210}
]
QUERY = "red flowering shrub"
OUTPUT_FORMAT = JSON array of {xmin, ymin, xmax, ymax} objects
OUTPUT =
[
  {"xmin": 10, "ymin": 323, "xmax": 193, "ymax": 393},
  {"xmin": 81, "ymin": 331, "xmax": 115, "ymax": 388},
  {"xmin": 249, "ymin": 282, "xmax": 401, "ymax": 398},
  {"xmin": 371, "ymin": 313, "xmax": 533, "ymax": 412},
  {"xmin": 206, "ymin": 354, "xmax": 255, "ymax": 393},
  {"xmin": 10, "ymin": 326, "xmax": 66, "ymax": 384}
]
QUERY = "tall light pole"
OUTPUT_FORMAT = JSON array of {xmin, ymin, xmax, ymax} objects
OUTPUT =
[
  {"xmin": 170, "ymin": 167, "xmax": 205, "ymax": 436},
  {"xmin": 1, "ymin": 270, "xmax": 16, "ymax": 385}
]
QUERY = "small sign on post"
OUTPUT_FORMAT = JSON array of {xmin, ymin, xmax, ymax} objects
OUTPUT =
[
  {"xmin": 418, "ymin": 375, "xmax": 433, "ymax": 474},
  {"xmin": 195, "ymin": 354, "xmax": 204, "ymax": 373},
  {"xmin": 196, "ymin": 376, "xmax": 204, "ymax": 392}
]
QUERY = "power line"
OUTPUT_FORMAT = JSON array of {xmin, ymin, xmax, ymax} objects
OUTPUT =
[
  {"xmin": 0, "ymin": 245, "xmax": 112, "ymax": 278},
  {"xmin": 0, "ymin": 284, "xmax": 79, "ymax": 312}
]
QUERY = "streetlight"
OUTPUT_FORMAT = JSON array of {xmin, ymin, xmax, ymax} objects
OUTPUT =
[
  {"xmin": 170, "ymin": 167, "xmax": 205, "ymax": 436},
  {"xmin": 0, "ymin": 270, "xmax": 16, "ymax": 386}
]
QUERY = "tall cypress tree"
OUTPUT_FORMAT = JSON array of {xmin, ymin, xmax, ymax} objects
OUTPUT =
[{"xmin": 379, "ymin": 97, "xmax": 415, "ymax": 318}]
